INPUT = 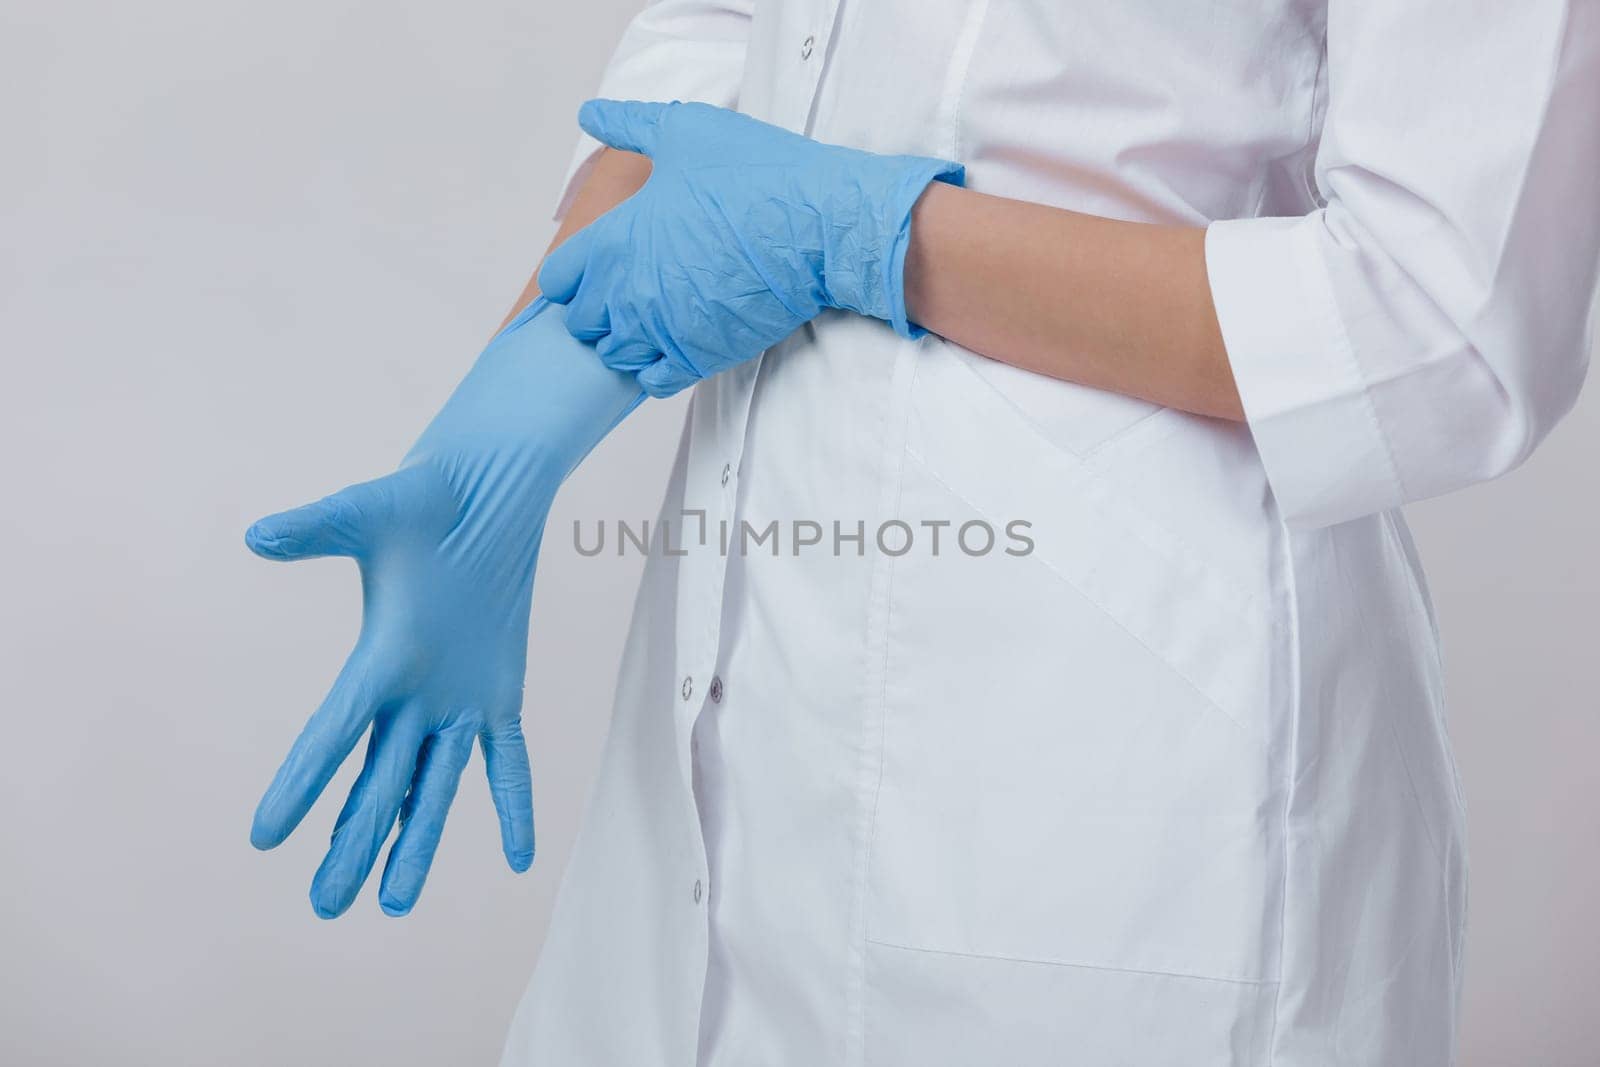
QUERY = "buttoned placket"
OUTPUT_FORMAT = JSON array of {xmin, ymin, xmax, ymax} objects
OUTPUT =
[
  {"xmin": 670, "ymin": 0, "xmax": 843, "ymax": 794},
  {"xmin": 672, "ymin": 364, "xmax": 759, "ymax": 781},
  {"xmin": 771, "ymin": 0, "xmax": 843, "ymax": 134},
  {"xmin": 667, "ymin": 11, "xmax": 841, "ymax": 1055},
  {"xmin": 666, "ymin": 355, "xmax": 765, "ymax": 1059}
]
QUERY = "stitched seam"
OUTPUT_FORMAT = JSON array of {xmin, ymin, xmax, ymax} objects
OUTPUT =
[
  {"xmin": 1381, "ymin": 509, "xmax": 1442, "ymax": 649},
  {"xmin": 1380, "ymin": 510, "xmax": 1469, "ymax": 815},
  {"xmin": 1385, "ymin": 715, "xmax": 1446, "ymax": 870},
  {"xmin": 904, "ymin": 443, "xmax": 1261, "ymax": 745},
  {"xmin": 859, "ymin": 430, "xmax": 911, "ymax": 956},
  {"xmin": 866, "ymin": 937, "xmax": 1279, "ymax": 988},
  {"xmin": 843, "ymin": 344, "xmax": 920, "ymax": 1066},
  {"xmin": 1263, "ymin": 528, "xmax": 1303, "ymax": 1066},
  {"xmin": 939, "ymin": 349, "xmax": 1264, "ymax": 618},
  {"xmin": 860, "ymin": 491, "xmax": 902, "ymax": 945},
  {"xmin": 1079, "ymin": 461, "xmax": 1265, "ymax": 618},
  {"xmin": 939, "ymin": 0, "xmax": 992, "ymax": 162},
  {"xmin": 1298, "ymin": 18, "xmax": 1330, "ymax": 208},
  {"xmin": 1077, "ymin": 407, "xmax": 1165, "ymax": 460},
  {"xmin": 953, "ymin": 343, "xmax": 1169, "ymax": 467}
]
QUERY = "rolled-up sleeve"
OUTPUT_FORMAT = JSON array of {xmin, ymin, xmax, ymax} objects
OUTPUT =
[
  {"xmin": 554, "ymin": 0, "xmax": 753, "ymax": 219},
  {"xmin": 1206, "ymin": 1, "xmax": 1600, "ymax": 530}
]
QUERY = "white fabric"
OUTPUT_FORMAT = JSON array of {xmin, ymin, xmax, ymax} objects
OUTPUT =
[{"xmin": 502, "ymin": 1, "xmax": 1600, "ymax": 1064}]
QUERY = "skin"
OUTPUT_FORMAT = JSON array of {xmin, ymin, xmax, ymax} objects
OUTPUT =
[
  {"xmin": 904, "ymin": 181, "xmax": 1242, "ymax": 421},
  {"xmin": 508, "ymin": 147, "xmax": 1244, "ymax": 422},
  {"xmin": 500, "ymin": 150, "xmax": 654, "ymax": 331}
]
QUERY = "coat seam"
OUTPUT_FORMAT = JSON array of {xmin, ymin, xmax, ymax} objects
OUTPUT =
[
  {"xmin": 937, "ymin": 0, "xmax": 992, "ymax": 163},
  {"xmin": 842, "ymin": 340, "xmax": 921, "ymax": 1065},
  {"xmin": 866, "ymin": 937, "xmax": 1280, "ymax": 988},
  {"xmin": 1263, "ymin": 526, "xmax": 1304, "ymax": 1066}
]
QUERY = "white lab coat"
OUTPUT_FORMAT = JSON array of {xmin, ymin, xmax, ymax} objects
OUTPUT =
[{"xmin": 502, "ymin": 1, "xmax": 1600, "ymax": 1063}]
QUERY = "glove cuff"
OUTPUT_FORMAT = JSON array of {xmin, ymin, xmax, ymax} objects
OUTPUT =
[
  {"xmin": 820, "ymin": 154, "xmax": 965, "ymax": 337},
  {"xmin": 881, "ymin": 159, "xmax": 965, "ymax": 339}
]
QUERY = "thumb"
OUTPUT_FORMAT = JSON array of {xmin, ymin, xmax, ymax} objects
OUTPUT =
[
  {"xmin": 578, "ymin": 98, "xmax": 667, "ymax": 157},
  {"xmin": 637, "ymin": 358, "xmax": 700, "ymax": 399},
  {"xmin": 245, "ymin": 476, "xmax": 393, "ymax": 561},
  {"xmin": 537, "ymin": 222, "xmax": 597, "ymax": 306}
]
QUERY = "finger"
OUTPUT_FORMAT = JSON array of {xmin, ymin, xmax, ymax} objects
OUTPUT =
[
  {"xmin": 562, "ymin": 275, "xmax": 612, "ymax": 343},
  {"xmin": 537, "ymin": 224, "xmax": 596, "ymax": 306},
  {"xmin": 245, "ymin": 476, "xmax": 394, "ymax": 561},
  {"xmin": 596, "ymin": 330, "xmax": 662, "ymax": 374},
  {"xmin": 309, "ymin": 710, "xmax": 428, "ymax": 919},
  {"xmin": 481, "ymin": 719, "xmax": 535, "ymax": 872},
  {"xmin": 251, "ymin": 652, "xmax": 389, "ymax": 850},
  {"xmin": 637, "ymin": 358, "xmax": 701, "ymax": 398},
  {"xmin": 377, "ymin": 722, "xmax": 475, "ymax": 917},
  {"xmin": 577, "ymin": 98, "xmax": 666, "ymax": 157}
]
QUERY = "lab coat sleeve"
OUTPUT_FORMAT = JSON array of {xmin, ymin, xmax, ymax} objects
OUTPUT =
[
  {"xmin": 1204, "ymin": 1, "xmax": 1600, "ymax": 530},
  {"xmin": 553, "ymin": 0, "xmax": 753, "ymax": 220}
]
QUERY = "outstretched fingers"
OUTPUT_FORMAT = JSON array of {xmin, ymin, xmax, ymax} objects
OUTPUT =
[
  {"xmin": 251, "ymin": 652, "xmax": 391, "ymax": 852},
  {"xmin": 309, "ymin": 709, "xmax": 428, "ymax": 919},
  {"xmin": 481, "ymin": 719, "xmax": 535, "ymax": 872},
  {"xmin": 378, "ymin": 721, "xmax": 476, "ymax": 916}
]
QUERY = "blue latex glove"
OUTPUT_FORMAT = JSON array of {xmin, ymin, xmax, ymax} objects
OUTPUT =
[
  {"xmin": 246, "ymin": 300, "xmax": 642, "ymax": 918},
  {"xmin": 538, "ymin": 100, "xmax": 964, "ymax": 397}
]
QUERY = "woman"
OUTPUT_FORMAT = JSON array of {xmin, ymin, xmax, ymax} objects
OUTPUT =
[{"xmin": 246, "ymin": 0, "xmax": 1600, "ymax": 1063}]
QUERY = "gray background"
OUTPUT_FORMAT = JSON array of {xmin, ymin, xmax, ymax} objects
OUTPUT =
[{"xmin": 1, "ymin": 1, "xmax": 1594, "ymax": 1064}]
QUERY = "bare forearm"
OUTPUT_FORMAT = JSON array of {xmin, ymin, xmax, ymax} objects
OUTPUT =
[
  {"xmin": 498, "ymin": 148, "xmax": 653, "ymax": 331},
  {"xmin": 903, "ymin": 182, "xmax": 1242, "ymax": 421},
  {"xmin": 521, "ymin": 149, "xmax": 1243, "ymax": 422}
]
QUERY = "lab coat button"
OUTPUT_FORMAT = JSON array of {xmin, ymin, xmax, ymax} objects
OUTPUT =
[
  {"xmin": 681, "ymin": 675, "xmax": 694, "ymax": 701},
  {"xmin": 693, "ymin": 879, "xmax": 704, "ymax": 904},
  {"xmin": 709, "ymin": 676, "xmax": 724, "ymax": 703},
  {"xmin": 721, "ymin": 462, "xmax": 732, "ymax": 487},
  {"xmin": 800, "ymin": 35, "xmax": 814, "ymax": 60}
]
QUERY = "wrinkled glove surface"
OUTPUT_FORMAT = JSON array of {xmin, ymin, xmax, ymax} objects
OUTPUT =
[
  {"xmin": 539, "ymin": 100, "xmax": 964, "ymax": 397},
  {"xmin": 246, "ymin": 300, "xmax": 642, "ymax": 918}
]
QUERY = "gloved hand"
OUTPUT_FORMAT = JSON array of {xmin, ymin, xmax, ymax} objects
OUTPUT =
[
  {"xmin": 538, "ymin": 100, "xmax": 964, "ymax": 397},
  {"xmin": 246, "ymin": 300, "xmax": 642, "ymax": 918}
]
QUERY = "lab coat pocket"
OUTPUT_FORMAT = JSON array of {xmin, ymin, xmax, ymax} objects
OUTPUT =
[
  {"xmin": 956, "ymin": 346, "xmax": 1164, "ymax": 458},
  {"xmin": 864, "ymin": 340, "xmax": 1284, "ymax": 990}
]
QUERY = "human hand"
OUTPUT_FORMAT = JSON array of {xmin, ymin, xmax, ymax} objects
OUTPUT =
[
  {"xmin": 538, "ymin": 100, "xmax": 963, "ymax": 397},
  {"xmin": 246, "ymin": 300, "xmax": 642, "ymax": 917}
]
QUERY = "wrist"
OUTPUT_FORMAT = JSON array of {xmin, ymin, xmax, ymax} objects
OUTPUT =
[
  {"xmin": 818, "ymin": 152, "xmax": 965, "ymax": 336},
  {"xmin": 902, "ymin": 180, "xmax": 961, "ymax": 336}
]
